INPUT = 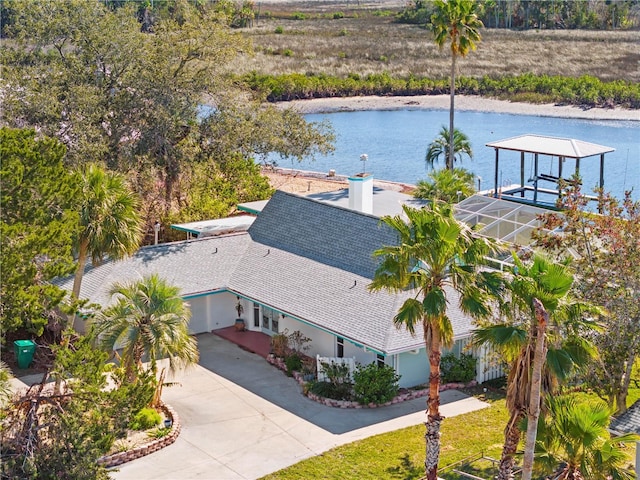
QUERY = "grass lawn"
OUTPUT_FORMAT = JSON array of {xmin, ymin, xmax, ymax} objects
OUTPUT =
[
  {"xmin": 260, "ymin": 388, "xmax": 508, "ymax": 480},
  {"xmin": 260, "ymin": 384, "xmax": 640, "ymax": 480}
]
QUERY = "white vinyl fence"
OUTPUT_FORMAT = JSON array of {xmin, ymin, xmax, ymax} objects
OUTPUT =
[{"xmin": 316, "ymin": 355, "xmax": 356, "ymax": 382}]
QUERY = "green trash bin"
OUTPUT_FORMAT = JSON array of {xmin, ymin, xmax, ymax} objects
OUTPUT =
[{"xmin": 14, "ymin": 340, "xmax": 36, "ymax": 369}]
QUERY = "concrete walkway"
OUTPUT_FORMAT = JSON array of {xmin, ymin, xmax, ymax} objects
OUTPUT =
[{"xmin": 13, "ymin": 334, "xmax": 489, "ymax": 480}]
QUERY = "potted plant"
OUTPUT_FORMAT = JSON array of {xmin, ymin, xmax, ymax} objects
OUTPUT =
[{"xmin": 234, "ymin": 298, "xmax": 245, "ymax": 331}]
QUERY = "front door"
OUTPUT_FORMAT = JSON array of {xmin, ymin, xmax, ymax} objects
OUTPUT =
[{"xmin": 261, "ymin": 306, "xmax": 279, "ymax": 334}]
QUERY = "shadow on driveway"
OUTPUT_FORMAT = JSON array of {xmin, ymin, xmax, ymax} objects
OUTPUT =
[{"xmin": 196, "ymin": 333, "xmax": 437, "ymax": 435}]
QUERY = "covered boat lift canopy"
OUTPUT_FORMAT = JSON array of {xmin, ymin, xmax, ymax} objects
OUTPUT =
[{"xmin": 486, "ymin": 134, "xmax": 615, "ymax": 206}]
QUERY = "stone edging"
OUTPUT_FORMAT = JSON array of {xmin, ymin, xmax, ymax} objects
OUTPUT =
[
  {"xmin": 98, "ymin": 402, "xmax": 181, "ymax": 468},
  {"xmin": 266, "ymin": 355, "xmax": 476, "ymax": 408}
]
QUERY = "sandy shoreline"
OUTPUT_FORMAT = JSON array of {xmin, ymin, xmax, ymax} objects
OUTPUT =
[{"xmin": 283, "ymin": 94, "xmax": 640, "ymax": 122}]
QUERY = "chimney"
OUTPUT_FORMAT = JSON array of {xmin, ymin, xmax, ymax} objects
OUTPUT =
[{"xmin": 348, "ymin": 173, "xmax": 373, "ymax": 214}]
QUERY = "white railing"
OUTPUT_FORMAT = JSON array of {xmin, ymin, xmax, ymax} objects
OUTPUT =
[
  {"xmin": 475, "ymin": 344, "xmax": 506, "ymax": 384},
  {"xmin": 316, "ymin": 355, "xmax": 356, "ymax": 382}
]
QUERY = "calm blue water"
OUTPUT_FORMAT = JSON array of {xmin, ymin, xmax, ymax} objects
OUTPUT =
[{"xmin": 270, "ymin": 109, "xmax": 639, "ymax": 201}]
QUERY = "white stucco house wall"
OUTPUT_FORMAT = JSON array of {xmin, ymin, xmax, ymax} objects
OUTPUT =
[{"xmin": 60, "ymin": 176, "xmax": 503, "ymax": 388}]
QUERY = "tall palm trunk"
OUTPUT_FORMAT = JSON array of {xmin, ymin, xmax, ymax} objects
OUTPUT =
[
  {"xmin": 425, "ymin": 324, "xmax": 443, "ymax": 480},
  {"xmin": 72, "ymin": 239, "xmax": 89, "ymax": 302},
  {"xmin": 448, "ymin": 54, "xmax": 457, "ymax": 171},
  {"xmin": 54, "ymin": 239, "xmax": 90, "ymax": 394},
  {"xmin": 68, "ymin": 238, "xmax": 90, "ymax": 334},
  {"xmin": 522, "ymin": 298, "xmax": 548, "ymax": 480},
  {"xmin": 497, "ymin": 410, "xmax": 525, "ymax": 480},
  {"xmin": 498, "ymin": 342, "xmax": 534, "ymax": 479}
]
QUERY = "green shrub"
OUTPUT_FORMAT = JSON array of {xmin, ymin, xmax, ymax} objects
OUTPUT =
[
  {"xmin": 282, "ymin": 49, "xmax": 293, "ymax": 57},
  {"xmin": 274, "ymin": 25, "xmax": 283, "ymax": 34},
  {"xmin": 308, "ymin": 381, "xmax": 351, "ymax": 401},
  {"xmin": 332, "ymin": 12, "xmax": 344, "ymax": 19},
  {"xmin": 353, "ymin": 363, "xmax": 400, "ymax": 405},
  {"xmin": 441, "ymin": 353, "xmax": 477, "ymax": 384},
  {"xmin": 291, "ymin": 12, "xmax": 306, "ymax": 20},
  {"xmin": 318, "ymin": 361, "xmax": 352, "ymax": 400},
  {"xmin": 285, "ymin": 353, "xmax": 303, "ymax": 375},
  {"xmin": 129, "ymin": 407, "xmax": 161, "ymax": 431},
  {"xmin": 147, "ymin": 427, "xmax": 171, "ymax": 439}
]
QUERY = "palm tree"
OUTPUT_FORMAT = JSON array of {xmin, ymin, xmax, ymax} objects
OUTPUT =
[
  {"xmin": 430, "ymin": 0, "xmax": 483, "ymax": 170},
  {"xmin": 92, "ymin": 274, "xmax": 199, "ymax": 382},
  {"xmin": 369, "ymin": 202, "xmax": 501, "ymax": 480},
  {"xmin": 425, "ymin": 126, "xmax": 473, "ymax": 170},
  {"xmin": 414, "ymin": 167, "xmax": 475, "ymax": 203},
  {"xmin": 535, "ymin": 395, "xmax": 638, "ymax": 480},
  {"xmin": 473, "ymin": 253, "xmax": 601, "ymax": 480},
  {"xmin": 71, "ymin": 164, "xmax": 143, "ymax": 330},
  {"xmin": 522, "ymin": 298, "xmax": 548, "ymax": 480}
]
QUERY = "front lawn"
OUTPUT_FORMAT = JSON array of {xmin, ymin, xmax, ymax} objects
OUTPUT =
[
  {"xmin": 261, "ymin": 384, "xmax": 640, "ymax": 480},
  {"xmin": 261, "ymin": 388, "xmax": 508, "ymax": 480}
]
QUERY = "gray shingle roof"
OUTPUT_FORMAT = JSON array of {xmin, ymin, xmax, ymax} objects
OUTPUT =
[
  {"xmin": 248, "ymin": 190, "xmax": 399, "ymax": 279},
  {"xmin": 609, "ymin": 400, "xmax": 640, "ymax": 435},
  {"xmin": 60, "ymin": 191, "xmax": 478, "ymax": 354},
  {"xmin": 55, "ymin": 233, "xmax": 250, "ymax": 305}
]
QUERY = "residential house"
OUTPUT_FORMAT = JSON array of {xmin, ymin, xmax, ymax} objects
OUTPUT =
[{"xmin": 61, "ymin": 175, "xmax": 502, "ymax": 388}]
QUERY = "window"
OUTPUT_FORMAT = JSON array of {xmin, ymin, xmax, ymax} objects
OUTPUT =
[
  {"xmin": 376, "ymin": 354, "xmax": 385, "ymax": 367},
  {"xmin": 336, "ymin": 337, "xmax": 344, "ymax": 358}
]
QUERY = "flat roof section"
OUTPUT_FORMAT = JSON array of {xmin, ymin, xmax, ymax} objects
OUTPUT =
[
  {"xmin": 486, "ymin": 134, "xmax": 615, "ymax": 159},
  {"xmin": 237, "ymin": 199, "xmax": 269, "ymax": 215},
  {"xmin": 171, "ymin": 215, "xmax": 255, "ymax": 237}
]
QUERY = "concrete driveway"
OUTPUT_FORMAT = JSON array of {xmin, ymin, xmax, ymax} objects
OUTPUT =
[{"xmin": 106, "ymin": 334, "xmax": 488, "ymax": 480}]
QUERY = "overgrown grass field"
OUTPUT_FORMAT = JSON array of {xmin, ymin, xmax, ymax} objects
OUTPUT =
[{"xmin": 236, "ymin": 7, "xmax": 639, "ymax": 83}]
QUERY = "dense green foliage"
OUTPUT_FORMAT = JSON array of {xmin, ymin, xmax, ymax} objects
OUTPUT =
[
  {"xmin": 352, "ymin": 363, "xmax": 400, "ymax": 405},
  {"xmin": 1, "ymin": 336, "xmax": 155, "ymax": 479},
  {"xmin": 243, "ymin": 71, "xmax": 640, "ymax": 109},
  {"xmin": 0, "ymin": 361, "xmax": 13, "ymax": 404},
  {"xmin": 285, "ymin": 353, "xmax": 303, "ymax": 376},
  {"xmin": 414, "ymin": 167, "xmax": 476, "ymax": 204},
  {"xmin": 534, "ymin": 395, "xmax": 637, "ymax": 479},
  {"xmin": 440, "ymin": 352, "xmax": 477, "ymax": 384},
  {"xmin": 534, "ymin": 183, "xmax": 640, "ymax": 415},
  {"xmin": 130, "ymin": 407, "xmax": 162, "ymax": 431},
  {"xmin": 399, "ymin": 0, "xmax": 638, "ymax": 29},
  {"xmin": 311, "ymin": 361, "xmax": 353, "ymax": 400},
  {"xmin": 1, "ymin": 0, "xmax": 334, "ymax": 232},
  {"xmin": 0, "ymin": 128, "xmax": 80, "ymax": 336}
]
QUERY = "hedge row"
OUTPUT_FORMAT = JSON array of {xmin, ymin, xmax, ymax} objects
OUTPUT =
[{"xmin": 242, "ymin": 71, "xmax": 640, "ymax": 109}]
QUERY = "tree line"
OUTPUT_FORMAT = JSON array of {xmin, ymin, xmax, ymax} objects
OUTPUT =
[
  {"xmin": 244, "ymin": 71, "xmax": 640, "ymax": 109},
  {"xmin": 399, "ymin": 0, "xmax": 640, "ymax": 30}
]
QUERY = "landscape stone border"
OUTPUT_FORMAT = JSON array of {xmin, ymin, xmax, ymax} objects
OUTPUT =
[
  {"xmin": 267, "ymin": 354, "xmax": 476, "ymax": 408},
  {"xmin": 98, "ymin": 402, "xmax": 181, "ymax": 468}
]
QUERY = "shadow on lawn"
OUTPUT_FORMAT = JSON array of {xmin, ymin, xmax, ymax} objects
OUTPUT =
[{"xmin": 386, "ymin": 454, "xmax": 424, "ymax": 480}]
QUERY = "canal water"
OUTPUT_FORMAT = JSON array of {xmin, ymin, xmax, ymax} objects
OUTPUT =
[{"xmin": 270, "ymin": 109, "xmax": 639, "ymax": 201}]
